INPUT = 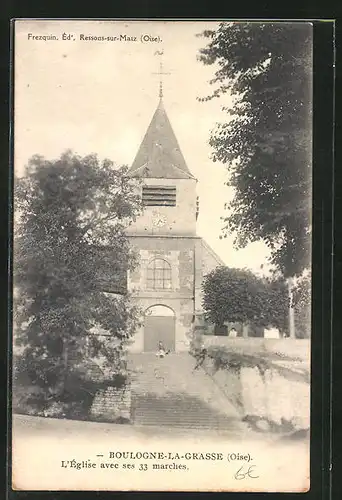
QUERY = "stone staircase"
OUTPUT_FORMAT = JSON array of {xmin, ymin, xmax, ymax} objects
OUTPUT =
[{"xmin": 127, "ymin": 352, "xmax": 243, "ymax": 430}]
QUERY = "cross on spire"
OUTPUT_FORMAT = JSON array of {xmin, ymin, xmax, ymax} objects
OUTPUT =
[{"xmin": 153, "ymin": 50, "xmax": 170, "ymax": 99}]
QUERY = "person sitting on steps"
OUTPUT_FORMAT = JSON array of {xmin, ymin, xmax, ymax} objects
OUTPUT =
[{"xmin": 156, "ymin": 341, "xmax": 170, "ymax": 358}]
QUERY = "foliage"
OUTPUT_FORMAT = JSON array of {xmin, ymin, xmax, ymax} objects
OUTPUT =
[
  {"xmin": 206, "ymin": 346, "xmax": 270, "ymax": 376},
  {"xmin": 292, "ymin": 273, "xmax": 311, "ymax": 338},
  {"xmin": 14, "ymin": 151, "xmax": 142, "ymax": 397},
  {"xmin": 198, "ymin": 22, "xmax": 312, "ymax": 277},
  {"xmin": 202, "ymin": 266, "xmax": 289, "ymax": 332},
  {"xmin": 292, "ymin": 273, "xmax": 311, "ymax": 309}
]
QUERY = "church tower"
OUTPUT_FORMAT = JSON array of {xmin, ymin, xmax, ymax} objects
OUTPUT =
[
  {"xmin": 126, "ymin": 61, "xmax": 223, "ymax": 353},
  {"xmin": 126, "ymin": 98, "xmax": 198, "ymax": 237}
]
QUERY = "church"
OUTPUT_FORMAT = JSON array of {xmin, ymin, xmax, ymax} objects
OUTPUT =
[{"xmin": 126, "ymin": 90, "xmax": 224, "ymax": 353}]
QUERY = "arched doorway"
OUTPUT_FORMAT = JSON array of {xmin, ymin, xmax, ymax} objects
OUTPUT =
[{"xmin": 144, "ymin": 305, "xmax": 176, "ymax": 352}]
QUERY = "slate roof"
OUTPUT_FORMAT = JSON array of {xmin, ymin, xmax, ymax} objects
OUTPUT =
[
  {"xmin": 201, "ymin": 239, "xmax": 225, "ymax": 267},
  {"xmin": 128, "ymin": 99, "xmax": 195, "ymax": 179}
]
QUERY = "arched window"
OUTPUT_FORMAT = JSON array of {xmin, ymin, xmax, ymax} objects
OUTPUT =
[{"xmin": 147, "ymin": 258, "xmax": 172, "ymax": 290}]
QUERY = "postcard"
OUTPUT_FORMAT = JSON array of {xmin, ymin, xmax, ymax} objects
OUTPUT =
[{"xmin": 12, "ymin": 19, "xmax": 312, "ymax": 492}]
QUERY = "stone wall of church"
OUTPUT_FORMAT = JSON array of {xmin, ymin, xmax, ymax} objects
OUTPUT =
[
  {"xmin": 129, "ymin": 248, "xmax": 181, "ymax": 292},
  {"xmin": 127, "ymin": 236, "xmax": 201, "ymax": 352},
  {"xmin": 128, "ymin": 235, "xmax": 200, "ymax": 293},
  {"xmin": 196, "ymin": 240, "xmax": 224, "ymax": 312},
  {"xmin": 202, "ymin": 241, "xmax": 224, "ymax": 276}
]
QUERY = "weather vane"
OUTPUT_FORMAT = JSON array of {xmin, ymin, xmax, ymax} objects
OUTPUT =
[{"xmin": 153, "ymin": 50, "xmax": 170, "ymax": 99}]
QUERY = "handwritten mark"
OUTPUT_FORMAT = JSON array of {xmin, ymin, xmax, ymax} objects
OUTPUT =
[{"xmin": 234, "ymin": 465, "xmax": 259, "ymax": 480}]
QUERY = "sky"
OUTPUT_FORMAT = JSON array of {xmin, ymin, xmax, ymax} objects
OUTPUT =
[{"xmin": 14, "ymin": 20, "xmax": 271, "ymax": 274}]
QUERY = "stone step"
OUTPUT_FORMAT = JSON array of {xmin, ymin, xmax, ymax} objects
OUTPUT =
[
  {"xmin": 127, "ymin": 352, "xmax": 241, "ymax": 429},
  {"xmin": 130, "ymin": 391, "xmax": 242, "ymax": 430},
  {"xmin": 133, "ymin": 414, "xmax": 241, "ymax": 429},
  {"xmin": 132, "ymin": 412, "xmax": 237, "ymax": 427},
  {"xmin": 133, "ymin": 412, "xmax": 233, "ymax": 424}
]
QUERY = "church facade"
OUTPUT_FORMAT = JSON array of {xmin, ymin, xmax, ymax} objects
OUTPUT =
[{"xmin": 126, "ymin": 97, "xmax": 224, "ymax": 352}]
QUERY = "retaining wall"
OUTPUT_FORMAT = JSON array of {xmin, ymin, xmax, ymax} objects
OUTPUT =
[{"xmin": 201, "ymin": 339, "xmax": 310, "ymax": 431}]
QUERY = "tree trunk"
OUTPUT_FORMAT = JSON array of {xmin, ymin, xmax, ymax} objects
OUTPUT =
[
  {"xmin": 242, "ymin": 323, "xmax": 249, "ymax": 338},
  {"xmin": 288, "ymin": 279, "xmax": 296, "ymax": 338}
]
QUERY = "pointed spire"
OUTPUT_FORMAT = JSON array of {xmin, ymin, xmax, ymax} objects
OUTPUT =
[
  {"xmin": 128, "ymin": 53, "xmax": 195, "ymax": 180},
  {"xmin": 129, "ymin": 101, "xmax": 195, "ymax": 179}
]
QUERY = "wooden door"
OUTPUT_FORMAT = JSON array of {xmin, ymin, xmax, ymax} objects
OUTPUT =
[{"xmin": 144, "ymin": 315, "xmax": 176, "ymax": 352}]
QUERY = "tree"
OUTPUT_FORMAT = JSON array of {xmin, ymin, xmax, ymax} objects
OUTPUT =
[
  {"xmin": 14, "ymin": 151, "xmax": 142, "ymax": 398},
  {"xmin": 202, "ymin": 266, "xmax": 289, "ymax": 333},
  {"xmin": 292, "ymin": 273, "xmax": 311, "ymax": 338},
  {"xmin": 198, "ymin": 22, "xmax": 312, "ymax": 278}
]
